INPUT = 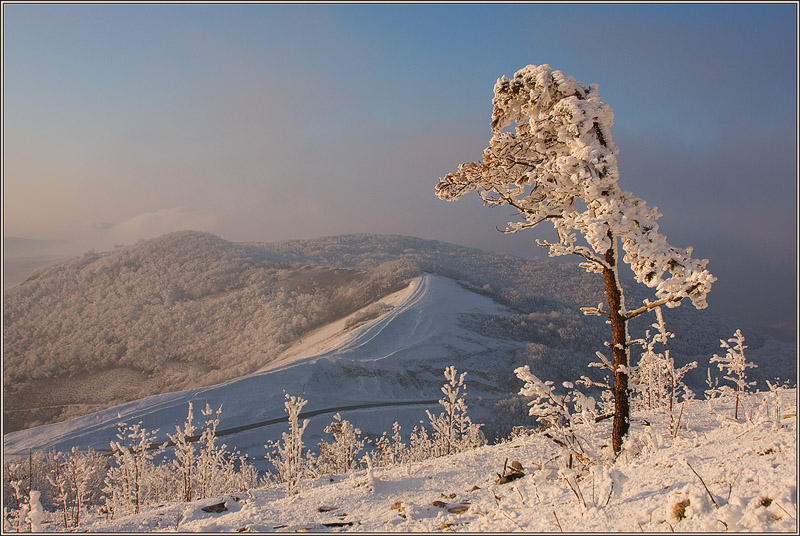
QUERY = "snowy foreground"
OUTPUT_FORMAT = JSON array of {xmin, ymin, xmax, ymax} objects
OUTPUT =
[{"xmin": 72, "ymin": 390, "xmax": 796, "ymax": 533}]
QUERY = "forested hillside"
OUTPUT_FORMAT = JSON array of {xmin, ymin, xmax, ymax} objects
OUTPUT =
[
  {"xmin": 3, "ymin": 231, "xmax": 795, "ymax": 433},
  {"xmin": 3, "ymin": 232, "xmax": 417, "ymax": 432}
]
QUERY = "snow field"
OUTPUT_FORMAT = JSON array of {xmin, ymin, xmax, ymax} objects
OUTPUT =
[{"xmin": 74, "ymin": 388, "xmax": 796, "ymax": 533}]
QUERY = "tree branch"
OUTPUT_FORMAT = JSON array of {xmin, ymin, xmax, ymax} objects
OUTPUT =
[
  {"xmin": 562, "ymin": 246, "xmax": 610, "ymax": 270},
  {"xmin": 624, "ymin": 295, "xmax": 683, "ymax": 320},
  {"xmin": 580, "ymin": 306, "xmax": 610, "ymax": 318}
]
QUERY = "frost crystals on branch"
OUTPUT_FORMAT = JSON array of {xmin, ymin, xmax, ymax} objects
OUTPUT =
[{"xmin": 436, "ymin": 64, "xmax": 715, "ymax": 453}]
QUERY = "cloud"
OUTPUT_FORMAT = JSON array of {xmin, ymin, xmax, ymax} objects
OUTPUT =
[{"xmin": 103, "ymin": 207, "xmax": 219, "ymax": 242}]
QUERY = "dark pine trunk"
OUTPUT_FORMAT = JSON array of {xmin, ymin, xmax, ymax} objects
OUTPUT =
[{"xmin": 602, "ymin": 236, "xmax": 629, "ymax": 454}]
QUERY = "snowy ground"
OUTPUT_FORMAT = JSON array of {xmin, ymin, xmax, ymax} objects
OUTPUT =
[{"xmin": 64, "ymin": 389, "xmax": 796, "ymax": 533}]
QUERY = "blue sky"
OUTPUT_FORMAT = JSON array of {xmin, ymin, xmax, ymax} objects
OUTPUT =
[{"xmin": 2, "ymin": 3, "xmax": 797, "ymax": 339}]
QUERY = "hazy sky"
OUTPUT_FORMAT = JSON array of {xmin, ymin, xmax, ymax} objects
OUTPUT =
[{"xmin": 2, "ymin": 3, "xmax": 797, "ymax": 339}]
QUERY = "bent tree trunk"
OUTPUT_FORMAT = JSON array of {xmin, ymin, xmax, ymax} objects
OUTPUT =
[{"xmin": 602, "ymin": 237, "xmax": 629, "ymax": 454}]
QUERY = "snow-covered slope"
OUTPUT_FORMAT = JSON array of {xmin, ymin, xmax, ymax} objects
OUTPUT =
[
  {"xmin": 48, "ymin": 389, "xmax": 800, "ymax": 533},
  {"xmin": 3, "ymin": 275, "xmax": 522, "ymax": 464},
  {"xmin": 265, "ymin": 274, "xmax": 508, "ymax": 371}
]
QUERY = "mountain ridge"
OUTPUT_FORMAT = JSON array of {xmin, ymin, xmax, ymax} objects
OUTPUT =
[{"xmin": 3, "ymin": 231, "xmax": 796, "ymax": 435}]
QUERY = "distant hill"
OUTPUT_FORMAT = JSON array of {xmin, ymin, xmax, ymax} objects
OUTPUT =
[
  {"xmin": 3, "ymin": 231, "xmax": 796, "ymax": 434},
  {"xmin": 3, "ymin": 236, "xmax": 75, "ymax": 289}
]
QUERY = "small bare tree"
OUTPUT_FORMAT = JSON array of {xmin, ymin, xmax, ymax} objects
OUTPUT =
[{"xmin": 436, "ymin": 64, "xmax": 715, "ymax": 453}]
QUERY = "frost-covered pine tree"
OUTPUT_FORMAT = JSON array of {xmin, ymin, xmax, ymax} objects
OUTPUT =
[
  {"xmin": 436, "ymin": 64, "xmax": 715, "ymax": 453},
  {"xmin": 710, "ymin": 329, "xmax": 756, "ymax": 420}
]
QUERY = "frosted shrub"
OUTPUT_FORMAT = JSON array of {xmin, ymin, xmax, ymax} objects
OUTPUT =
[
  {"xmin": 196, "ymin": 403, "xmax": 230, "ymax": 499},
  {"xmin": 630, "ymin": 307, "xmax": 696, "ymax": 423},
  {"xmin": 47, "ymin": 454, "xmax": 71, "ymax": 529},
  {"xmin": 763, "ymin": 380, "xmax": 791, "ymax": 430},
  {"xmin": 710, "ymin": 329, "xmax": 756, "ymax": 420},
  {"xmin": 1, "ymin": 451, "xmax": 61, "ymax": 531},
  {"xmin": 144, "ymin": 463, "xmax": 177, "ymax": 506},
  {"xmin": 167, "ymin": 402, "xmax": 196, "ymax": 502},
  {"xmin": 374, "ymin": 422, "xmax": 405, "ymax": 468},
  {"xmin": 66, "ymin": 447, "xmax": 105, "ymax": 527},
  {"xmin": 402, "ymin": 368, "xmax": 484, "ymax": 462},
  {"xmin": 166, "ymin": 402, "xmax": 245, "ymax": 501},
  {"xmin": 3, "ymin": 463, "xmax": 31, "ymax": 532},
  {"xmin": 515, "ymin": 365, "xmax": 599, "ymax": 463},
  {"xmin": 104, "ymin": 419, "xmax": 159, "ymax": 518},
  {"xmin": 2, "ymin": 450, "xmax": 53, "ymax": 514},
  {"xmin": 316, "ymin": 413, "xmax": 365, "ymax": 476},
  {"xmin": 425, "ymin": 367, "xmax": 485, "ymax": 457},
  {"xmin": 46, "ymin": 447, "xmax": 104, "ymax": 528},
  {"xmin": 404, "ymin": 424, "xmax": 433, "ymax": 463},
  {"xmin": 233, "ymin": 454, "xmax": 260, "ymax": 492},
  {"xmin": 265, "ymin": 393, "xmax": 309, "ymax": 495}
]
